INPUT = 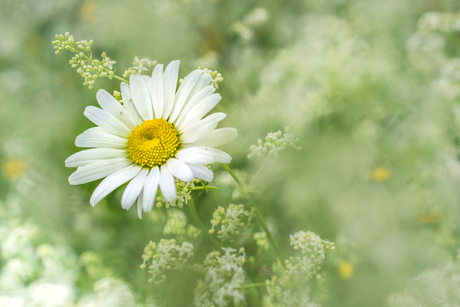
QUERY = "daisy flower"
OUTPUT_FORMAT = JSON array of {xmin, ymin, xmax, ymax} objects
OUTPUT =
[{"xmin": 66, "ymin": 61, "xmax": 237, "ymax": 218}]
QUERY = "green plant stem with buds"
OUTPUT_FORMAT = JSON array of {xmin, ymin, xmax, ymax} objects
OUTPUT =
[
  {"xmin": 189, "ymin": 198, "xmax": 223, "ymax": 247},
  {"xmin": 221, "ymin": 164, "xmax": 283, "ymax": 263}
]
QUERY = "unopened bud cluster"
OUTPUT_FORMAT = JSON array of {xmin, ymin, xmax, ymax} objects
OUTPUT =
[
  {"xmin": 52, "ymin": 32, "xmax": 116, "ymax": 89},
  {"xmin": 248, "ymin": 127, "xmax": 301, "ymax": 159},
  {"xmin": 198, "ymin": 67, "xmax": 223, "ymax": 89},
  {"xmin": 254, "ymin": 232, "xmax": 270, "ymax": 251},
  {"xmin": 156, "ymin": 178, "xmax": 200, "ymax": 209},
  {"xmin": 140, "ymin": 239, "xmax": 194, "ymax": 284},
  {"xmin": 194, "ymin": 248, "xmax": 246, "ymax": 307},
  {"xmin": 209, "ymin": 204, "xmax": 255, "ymax": 242},
  {"xmin": 163, "ymin": 209, "xmax": 201, "ymax": 240},
  {"xmin": 123, "ymin": 57, "xmax": 157, "ymax": 78},
  {"xmin": 285, "ymin": 231, "xmax": 335, "ymax": 280}
]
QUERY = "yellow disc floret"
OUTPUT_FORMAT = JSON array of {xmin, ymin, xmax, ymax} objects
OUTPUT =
[{"xmin": 127, "ymin": 119, "xmax": 181, "ymax": 168}]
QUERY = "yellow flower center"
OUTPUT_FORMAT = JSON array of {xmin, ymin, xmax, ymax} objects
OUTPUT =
[{"xmin": 127, "ymin": 119, "xmax": 181, "ymax": 168}]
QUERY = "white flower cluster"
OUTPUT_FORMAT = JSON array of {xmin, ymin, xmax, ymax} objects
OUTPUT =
[
  {"xmin": 197, "ymin": 67, "xmax": 223, "ymax": 89},
  {"xmin": 231, "ymin": 7, "xmax": 269, "ymax": 40},
  {"xmin": 156, "ymin": 178, "xmax": 200, "ymax": 209},
  {"xmin": 163, "ymin": 209, "xmax": 201, "ymax": 240},
  {"xmin": 388, "ymin": 261, "xmax": 460, "ymax": 307},
  {"xmin": 194, "ymin": 248, "xmax": 246, "ymax": 307},
  {"xmin": 248, "ymin": 128, "xmax": 301, "ymax": 159},
  {"xmin": 52, "ymin": 32, "xmax": 117, "ymax": 89},
  {"xmin": 122, "ymin": 56, "xmax": 158, "ymax": 78},
  {"xmin": 140, "ymin": 239, "xmax": 194, "ymax": 284},
  {"xmin": 264, "ymin": 275, "xmax": 320, "ymax": 307},
  {"xmin": 209, "ymin": 204, "xmax": 255, "ymax": 242},
  {"xmin": 286, "ymin": 231, "xmax": 335, "ymax": 280},
  {"xmin": 407, "ymin": 11, "xmax": 460, "ymax": 93},
  {"xmin": 254, "ymin": 232, "xmax": 269, "ymax": 252},
  {"xmin": 264, "ymin": 231, "xmax": 334, "ymax": 307},
  {"xmin": 77, "ymin": 277, "xmax": 137, "ymax": 307}
]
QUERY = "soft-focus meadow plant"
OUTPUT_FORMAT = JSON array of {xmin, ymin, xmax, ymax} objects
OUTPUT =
[{"xmin": 2, "ymin": 0, "xmax": 460, "ymax": 306}]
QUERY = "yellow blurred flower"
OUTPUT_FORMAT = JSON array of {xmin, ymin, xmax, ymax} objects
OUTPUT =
[
  {"xmin": 417, "ymin": 211, "xmax": 440, "ymax": 226},
  {"xmin": 371, "ymin": 167, "xmax": 390, "ymax": 182},
  {"xmin": 339, "ymin": 261, "xmax": 354, "ymax": 279},
  {"xmin": 80, "ymin": 1, "xmax": 97, "ymax": 23},
  {"xmin": 2, "ymin": 158, "xmax": 28, "ymax": 181}
]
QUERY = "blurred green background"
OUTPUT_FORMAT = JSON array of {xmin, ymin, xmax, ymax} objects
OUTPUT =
[{"xmin": 1, "ymin": 0, "xmax": 460, "ymax": 306}]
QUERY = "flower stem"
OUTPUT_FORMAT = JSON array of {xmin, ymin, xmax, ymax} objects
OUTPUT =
[
  {"xmin": 113, "ymin": 75, "xmax": 129, "ymax": 83},
  {"xmin": 191, "ymin": 186, "xmax": 221, "ymax": 191},
  {"xmin": 221, "ymin": 163, "xmax": 283, "ymax": 263},
  {"xmin": 248, "ymin": 158, "xmax": 268, "ymax": 190},
  {"xmin": 189, "ymin": 198, "xmax": 222, "ymax": 247},
  {"xmin": 221, "ymin": 164, "xmax": 246, "ymax": 193}
]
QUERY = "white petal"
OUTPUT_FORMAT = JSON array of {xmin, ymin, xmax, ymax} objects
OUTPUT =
[
  {"xmin": 206, "ymin": 148, "xmax": 232, "ymax": 163},
  {"xmin": 121, "ymin": 168, "xmax": 149, "ymax": 210},
  {"xmin": 176, "ymin": 147, "xmax": 231, "ymax": 164},
  {"xmin": 180, "ymin": 119, "xmax": 218, "ymax": 144},
  {"xmin": 84, "ymin": 106, "xmax": 131, "ymax": 138},
  {"xmin": 137, "ymin": 190, "xmax": 143, "ymax": 219},
  {"xmin": 75, "ymin": 127, "xmax": 127, "ymax": 149},
  {"xmin": 175, "ymin": 85, "xmax": 216, "ymax": 130},
  {"xmin": 181, "ymin": 112, "xmax": 226, "ymax": 132},
  {"xmin": 183, "ymin": 128, "xmax": 237, "ymax": 148},
  {"xmin": 175, "ymin": 147, "xmax": 215, "ymax": 164},
  {"xmin": 150, "ymin": 64, "xmax": 164, "ymax": 119},
  {"xmin": 89, "ymin": 164, "xmax": 142, "ymax": 206},
  {"xmin": 68, "ymin": 158, "xmax": 132, "ymax": 185},
  {"xmin": 167, "ymin": 158, "xmax": 193, "ymax": 182},
  {"xmin": 168, "ymin": 70, "xmax": 203, "ymax": 123},
  {"xmin": 130, "ymin": 75, "xmax": 154, "ymax": 121},
  {"xmin": 66, "ymin": 148, "xmax": 127, "ymax": 167},
  {"xmin": 186, "ymin": 163, "xmax": 213, "ymax": 182},
  {"xmin": 159, "ymin": 165, "xmax": 176, "ymax": 202},
  {"xmin": 121, "ymin": 82, "xmax": 143, "ymax": 126},
  {"xmin": 162, "ymin": 60, "xmax": 180, "ymax": 119},
  {"xmin": 142, "ymin": 166, "xmax": 160, "ymax": 212},
  {"xmin": 177, "ymin": 94, "xmax": 221, "ymax": 131},
  {"xmin": 96, "ymin": 89, "xmax": 136, "ymax": 130},
  {"xmin": 189, "ymin": 73, "xmax": 213, "ymax": 98}
]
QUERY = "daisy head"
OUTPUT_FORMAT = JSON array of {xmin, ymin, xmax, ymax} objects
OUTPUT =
[{"xmin": 66, "ymin": 60, "xmax": 237, "ymax": 218}]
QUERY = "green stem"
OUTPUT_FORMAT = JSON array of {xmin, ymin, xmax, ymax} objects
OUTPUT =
[
  {"xmin": 189, "ymin": 198, "xmax": 222, "ymax": 247},
  {"xmin": 237, "ymin": 282, "xmax": 267, "ymax": 290},
  {"xmin": 221, "ymin": 164, "xmax": 246, "ymax": 193},
  {"xmin": 248, "ymin": 196, "xmax": 283, "ymax": 263},
  {"xmin": 113, "ymin": 75, "xmax": 129, "ymax": 83},
  {"xmin": 248, "ymin": 158, "xmax": 268, "ymax": 190},
  {"xmin": 221, "ymin": 163, "xmax": 283, "ymax": 263},
  {"xmin": 191, "ymin": 186, "xmax": 221, "ymax": 191}
]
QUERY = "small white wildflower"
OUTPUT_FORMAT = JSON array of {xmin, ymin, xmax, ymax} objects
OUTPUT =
[
  {"xmin": 123, "ymin": 56, "xmax": 157, "ymax": 78},
  {"xmin": 140, "ymin": 239, "xmax": 194, "ymax": 284},
  {"xmin": 156, "ymin": 178, "xmax": 200, "ymax": 209},
  {"xmin": 248, "ymin": 127, "xmax": 301, "ymax": 159},
  {"xmin": 194, "ymin": 248, "xmax": 246, "ymax": 307},
  {"xmin": 286, "ymin": 231, "xmax": 335, "ymax": 280},
  {"xmin": 209, "ymin": 204, "xmax": 255, "ymax": 242}
]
